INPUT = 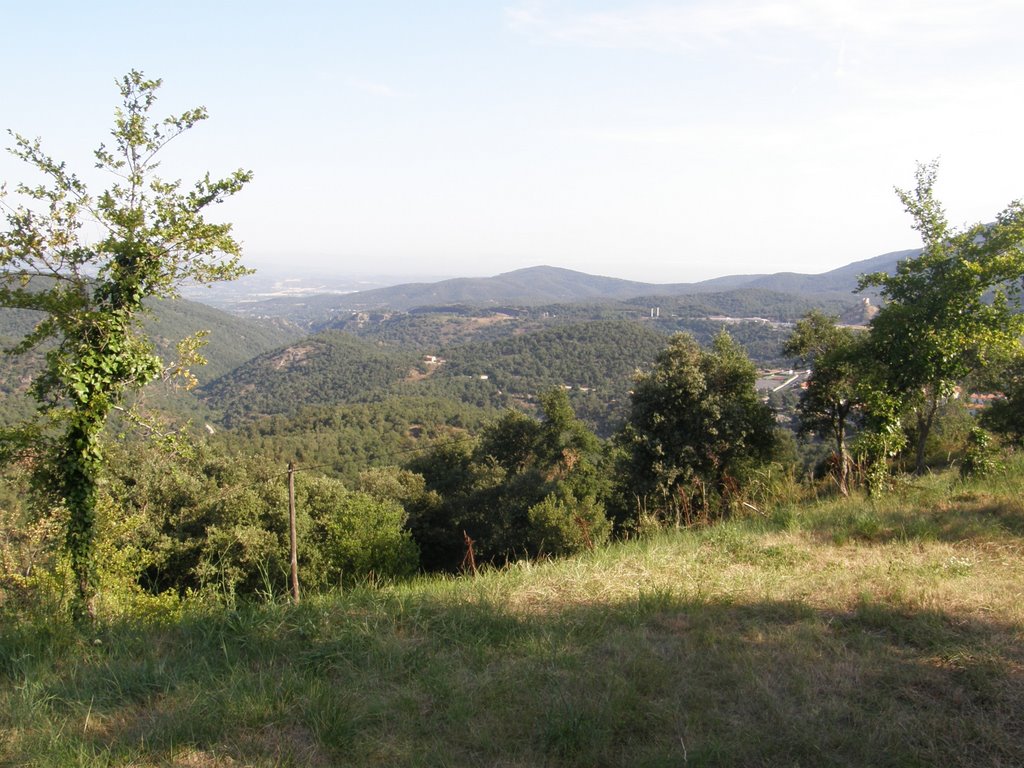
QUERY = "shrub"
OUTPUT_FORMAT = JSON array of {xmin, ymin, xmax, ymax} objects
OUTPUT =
[
  {"xmin": 302, "ymin": 476, "xmax": 419, "ymax": 589},
  {"xmin": 960, "ymin": 427, "xmax": 999, "ymax": 480},
  {"xmin": 528, "ymin": 493, "xmax": 611, "ymax": 557}
]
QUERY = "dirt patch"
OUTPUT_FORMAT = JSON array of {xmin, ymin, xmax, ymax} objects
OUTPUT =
[{"xmin": 270, "ymin": 345, "xmax": 314, "ymax": 371}]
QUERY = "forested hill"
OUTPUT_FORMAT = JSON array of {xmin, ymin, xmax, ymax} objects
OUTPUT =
[
  {"xmin": 1, "ymin": 295, "xmax": 299, "ymax": 384},
  {"xmin": 623, "ymin": 288, "xmax": 860, "ymax": 323},
  {"xmin": 198, "ymin": 320, "xmax": 677, "ymax": 437},
  {"xmin": 439, "ymin": 320, "xmax": 666, "ymax": 395},
  {"xmin": 199, "ymin": 331, "xmax": 420, "ymax": 425},
  {"xmin": 137, "ymin": 297, "xmax": 301, "ymax": 382},
  {"xmin": 0, "ymin": 296, "xmax": 299, "ymax": 425}
]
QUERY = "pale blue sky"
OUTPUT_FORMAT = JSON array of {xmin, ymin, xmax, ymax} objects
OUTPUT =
[{"xmin": 3, "ymin": 1, "xmax": 1023, "ymax": 283}]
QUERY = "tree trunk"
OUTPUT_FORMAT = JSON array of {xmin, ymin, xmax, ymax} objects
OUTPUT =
[
  {"xmin": 834, "ymin": 404, "xmax": 851, "ymax": 496},
  {"xmin": 61, "ymin": 420, "xmax": 102, "ymax": 622},
  {"xmin": 836, "ymin": 440, "xmax": 850, "ymax": 497},
  {"xmin": 914, "ymin": 394, "xmax": 940, "ymax": 475}
]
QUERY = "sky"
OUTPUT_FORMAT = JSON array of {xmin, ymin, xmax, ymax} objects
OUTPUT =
[{"xmin": 2, "ymin": 1, "xmax": 1023, "ymax": 284}]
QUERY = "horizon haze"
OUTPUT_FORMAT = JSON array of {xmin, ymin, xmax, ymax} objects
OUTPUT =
[{"xmin": 2, "ymin": 2, "xmax": 1022, "ymax": 284}]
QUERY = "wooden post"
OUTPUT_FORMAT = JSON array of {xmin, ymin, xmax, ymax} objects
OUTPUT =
[
  {"xmin": 288, "ymin": 461, "xmax": 300, "ymax": 604},
  {"xmin": 461, "ymin": 530, "xmax": 478, "ymax": 577}
]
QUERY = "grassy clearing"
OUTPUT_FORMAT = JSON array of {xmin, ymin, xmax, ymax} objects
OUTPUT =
[{"xmin": 2, "ymin": 463, "xmax": 1024, "ymax": 767}]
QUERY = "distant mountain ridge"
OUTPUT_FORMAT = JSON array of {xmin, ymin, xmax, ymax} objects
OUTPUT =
[
  {"xmin": 678, "ymin": 250, "xmax": 918, "ymax": 295},
  {"xmin": 236, "ymin": 249, "xmax": 913, "ymax": 318}
]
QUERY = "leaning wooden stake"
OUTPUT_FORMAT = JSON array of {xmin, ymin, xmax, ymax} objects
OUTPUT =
[
  {"xmin": 462, "ymin": 530, "xmax": 478, "ymax": 576},
  {"xmin": 288, "ymin": 461, "xmax": 300, "ymax": 603}
]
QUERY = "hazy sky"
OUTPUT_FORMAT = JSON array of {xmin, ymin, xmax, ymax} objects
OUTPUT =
[{"xmin": 2, "ymin": 1, "xmax": 1022, "ymax": 283}]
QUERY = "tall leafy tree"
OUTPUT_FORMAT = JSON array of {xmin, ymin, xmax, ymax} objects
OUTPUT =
[
  {"xmin": 0, "ymin": 71, "xmax": 251, "ymax": 615},
  {"xmin": 784, "ymin": 311, "xmax": 867, "ymax": 495},
  {"xmin": 858, "ymin": 162, "xmax": 1024, "ymax": 473},
  {"xmin": 621, "ymin": 332, "xmax": 776, "ymax": 524}
]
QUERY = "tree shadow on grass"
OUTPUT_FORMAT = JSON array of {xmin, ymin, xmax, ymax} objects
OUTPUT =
[{"xmin": 5, "ymin": 587, "xmax": 1024, "ymax": 767}]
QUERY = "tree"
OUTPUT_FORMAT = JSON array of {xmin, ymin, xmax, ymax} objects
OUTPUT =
[
  {"xmin": 783, "ymin": 311, "xmax": 867, "ymax": 495},
  {"xmin": 858, "ymin": 161, "xmax": 1024, "ymax": 473},
  {"xmin": 0, "ymin": 71, "xmax": 252, "ymax": 615},
  {"xmin": 406, "ymin": 389, "xmax": 611, "ymax": 567},
  {"xmin": 527, "ymin": 388, "xmax": 611, "ymax": 555},
  {"xmin": 621, "ymin": 332, "xmax": 777, "ymax": 525},
  {"xmin": 470, "ymin": 388, "xmax": 609, "ymax": 561},
  {"xmin": 979, "ymin": 353, "xmax": 1024, "ymax": 443},
  {"xmin": 477, "ymin": 409, "xmax": 541, "ymax": 475}
]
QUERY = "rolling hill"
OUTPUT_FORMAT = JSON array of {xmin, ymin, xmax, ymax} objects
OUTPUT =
[
  {"xmin": 673, "ymin": 250, "xmax": 914, "ymax": 295},
  {"xmin": 225, "ymin": 249, "xmax": 910, "ymax": 324},
  {"xmin": 199, "ymin": 331, "xmax": 420, "ymax": 425},
  {"xmin": 197, "ymin": 318, "xmax": 781, "ymax": 437},
  {"xmin": 438, "ymin": 320, "xmax": 668, "ymax": 394},
  {"xmin": 0, "ymin": 296, "xmax": 300, "ymax": 425}
]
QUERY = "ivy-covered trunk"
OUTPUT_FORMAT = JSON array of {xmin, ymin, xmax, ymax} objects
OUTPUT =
[{"xmin": 58, "ymin": 416, "xmax": 104, "ymax": 619}]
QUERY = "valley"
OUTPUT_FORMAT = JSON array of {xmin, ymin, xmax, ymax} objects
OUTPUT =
[{"xmin": 1, "ymin": 255, "xmax": 889, "ymax": 457}]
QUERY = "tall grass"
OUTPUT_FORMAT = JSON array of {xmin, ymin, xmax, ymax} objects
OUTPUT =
[{"xmin": 2, "ymin": 458, "xmax": 1024, "ymax": 766}]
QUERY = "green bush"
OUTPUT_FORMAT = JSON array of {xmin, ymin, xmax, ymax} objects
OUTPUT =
[
  {"xmin": 528, "ymin": 493, "xmax": 611, "ymax": 557},
  {"xmin": 960, "ymin": 426, "xmax": 999, "ymax": 480},
  {"xmin": 96, "ymin": 443, "xmax": 418, "ymax": 602},
  {"xmin": 300, "ymin": 476, "xmax": 419, "ymax": 589}
]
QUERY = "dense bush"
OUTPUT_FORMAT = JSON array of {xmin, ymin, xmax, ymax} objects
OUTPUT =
[
  {"xmin": 528, "ymin": 492, "xmax": 610, "ymax": 557},
  {"xmin": 407, "ymin": 389, "xmax": 613, "ymax": 568},
  {"xmin": 96, "ymin": 442, "xmax": 419, "ymax": 600},
  {"xmin": 300, "ymin": 476, "xmax": 419, "ymax": 590}
]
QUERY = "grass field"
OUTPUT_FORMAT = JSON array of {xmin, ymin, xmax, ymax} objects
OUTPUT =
[{"xmin": 2, "ymin": 464, "xmax": 1024, "ymax": 767}]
